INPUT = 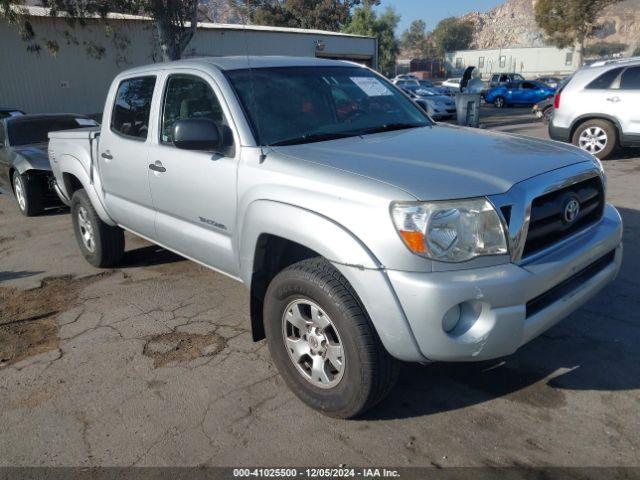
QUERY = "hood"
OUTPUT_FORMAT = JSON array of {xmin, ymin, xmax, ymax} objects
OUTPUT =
[
  {"xmin": 13, "ymin": 143, "xmax": 51, "ymax": 171},
  {"xmin": 274, "ymin": 125, "xmax": 594, "ymax": 201}
]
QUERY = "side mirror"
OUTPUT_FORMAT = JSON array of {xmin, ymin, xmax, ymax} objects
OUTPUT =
[{"xmin": 172, "ymin": 118, "xmax": 221, "ymax": 152}]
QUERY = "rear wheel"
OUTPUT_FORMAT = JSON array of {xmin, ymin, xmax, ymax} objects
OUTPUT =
[
  {"xmin": 493, "ymin": 96, "xmax": 506, "ymax": 108},
  {"xmin": 572, "ymin": 119, "xmax": 617, "ymax": 160},
  {"xmin": 264, "ymin": 257, "xmax": 399, "ymax": 419},
  {"xmin": 71, "ymin": 189, "xmax": 124, "ymax": 268},
  {"xmin": 13, "ymin": 172, "xmax": 44, "ymax": 217}
]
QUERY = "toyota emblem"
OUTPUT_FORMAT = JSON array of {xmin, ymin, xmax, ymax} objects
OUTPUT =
[{"xmin": 563, "ymin": 198, "xmax": 580, "ymax": 224}]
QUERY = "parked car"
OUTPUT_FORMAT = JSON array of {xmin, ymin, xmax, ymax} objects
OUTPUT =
[
  {"xmin": 392, "ymin": 74, "xmax": 419, "ymax": 82},
  {"xmin": 0, "ymin": 107, "xmax": 25, "ymax": 119},
  {"xmin": 401, "ymin": 86, "xmax": 456, "ymax": 120},
  {"xmin": 549, "ymin": 56, "xmax": 640, "ymax": 159},
  {"xmin": 487, "ymin": 73, "xmax": 525, "ymax": 89},
  {"xmin": 532, "ymin": 97, "xmax": 554, "ymax": 123},
  {"xmin": 486, "ymin": 80, "xmax": 556, "ymax": 108},
  {"xmin": 536, "ymin": 76, "xmax": 563, "ymax": 89},
  {"xmin": 0, "ymin": 114, "xmax": 98, "ymax": 215},
  {"xmin": 49, "ymin": 57, "xmax": 622, "ymax": 418},
  {"xmin": 441, "ymin": 77, "xmax": 461, "ymax": 89}
]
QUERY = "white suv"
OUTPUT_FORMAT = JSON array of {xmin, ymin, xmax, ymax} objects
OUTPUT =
[{"xmin": 549, "ymin": 57, "xmax": 640, "ymax": 159}]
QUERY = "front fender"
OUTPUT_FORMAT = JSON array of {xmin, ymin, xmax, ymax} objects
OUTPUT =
[
  {"xmin": 239, "ymin": 200, "xmax": 426, "ymax": 362},
  {"xmin": 13, "ymin": 155, "xmax": 43, "ymax": 176},
  {"xmin": 239, "ymin": 200, "xmax": 381, "ymax": 284},
  {"xmin": 56, "ymin": 154, "xmax": 116, "ymax": 226}
]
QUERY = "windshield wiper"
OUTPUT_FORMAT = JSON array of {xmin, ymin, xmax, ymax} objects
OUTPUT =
[
  {"xmin": 269, "ymin": 131, "xmax": 358, "ymax": 147},
  {"xmin": 359, "ymin": 123, "xmax": 426, "ymax": 136}
]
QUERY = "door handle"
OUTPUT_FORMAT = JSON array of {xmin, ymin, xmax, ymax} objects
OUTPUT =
[
  {"xmin": 101, "ymin": 152, "xmax": 113, "ymax": 160},
  {"xmin": 148, "ymin": 161, "xmax": 166, "ymax": 173},
  {"xmin": 606, "ymin": 96, "xmax": 621, "ymax": 103}
]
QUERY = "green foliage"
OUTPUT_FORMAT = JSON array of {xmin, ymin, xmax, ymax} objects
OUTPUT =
[
  {"xmin": 584, "ymin": 41, "xmax": 628, "ymax": 57},
  {"xmin": 400, "ymin": 19, "xmax": 431, "ymax": 58},
  {"xmin": 431, "ymin": 17, "xmax": 473, "ymax": 57},
  {"xmin": 343, "ymin": 0, "xmax": 399, "ymax": 76},
  {"xmin": 535, "ymin": 0, "xmax": 622, "ymax": 65},
  {"xmin": 249, "ymin": 0, "xmax": 358, "ymax": 30}
]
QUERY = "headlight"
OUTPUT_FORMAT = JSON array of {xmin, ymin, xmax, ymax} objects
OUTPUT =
[{"xmin": 390, "ymin": 198, "xmax": 508, "ymax": 262}]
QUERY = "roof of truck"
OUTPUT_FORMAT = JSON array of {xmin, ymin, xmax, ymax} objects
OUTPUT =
[{"xmin": 117, "ymin": 56, "xmax": 363, "ymax": 77}]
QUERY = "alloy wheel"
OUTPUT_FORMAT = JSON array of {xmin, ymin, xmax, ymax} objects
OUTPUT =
[
  {"xmin": 13, "ymin": 175, "xmax": 26, "ymax": 212},
  {"xmin": 77, "ymin": 206, "xmax": 96, "ymax": 253},
  {"xmin": 578, "ymin": 126, "xmax": 608, "ymax": 155},
  {"xmin": 282, "ymin": 299, "xmax": 345, "ymax": 389}
]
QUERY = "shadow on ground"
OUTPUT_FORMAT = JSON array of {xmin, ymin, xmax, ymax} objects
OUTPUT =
[
  {"xmin": 365, "ymin": 206, "xmax": 639, "ymax": 421},
  {"xmin": 121, "ymin": 245, "xmax": 187, "ymax": 268}
]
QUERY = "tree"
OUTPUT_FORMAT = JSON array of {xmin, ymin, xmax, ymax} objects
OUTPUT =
[
  {"xmin": 243, "ymin": 0, "xmax": 357, "ymax": 30},
  {"xmin": 400, "ymin": 19, "xmax": 430, "ymax": 58},
  {"xmin": 1, "ymin": 0, "xmax": 200, "ymax": 62},
  {"xmin": 343, "ymin": 0, "xmax": 399, "ymax": 77},
  {"xmin": 431, "ymin": 17, "xmax": 473, "ymax": 57},
  {"xmin": 535, "ymin": 0, "xmax": 622, "ymax": 68}
]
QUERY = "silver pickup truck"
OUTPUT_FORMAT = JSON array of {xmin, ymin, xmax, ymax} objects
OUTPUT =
[{"xmin": 49, "ymin": 57, "xmax": 623, "ymax": 418}]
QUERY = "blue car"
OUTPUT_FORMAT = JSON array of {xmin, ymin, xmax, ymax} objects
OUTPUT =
[{"xmin": 485, "ymin": 80, "xmax": 555, "ymax": 108}]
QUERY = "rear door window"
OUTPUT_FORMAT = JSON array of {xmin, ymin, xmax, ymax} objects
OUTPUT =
[
  {"xmin": 586, "ymin": 67, "xmax": 623, "ymax": 90},
  {"xmin": 620, "ymin": 67, "xmax": 640, "ymax": 90},
  {"xmin": 111, "ymin": 76, "xmax": 156, "ymax": 140}
]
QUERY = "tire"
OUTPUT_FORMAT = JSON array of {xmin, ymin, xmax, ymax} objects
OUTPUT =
[
  {"xmin": 493, "ymin": 96, "xmax": 506, "ymax": 108},
  {"xmin": 71, "ymin": 189, "xmax": 124, "ymax": 268},
  {"xmin": 264, "ymin": 257, "xmax": 399, "ymax": 419},
  {"xmin": 12, "ymin": 172, "xmax": 44, "ymax": 217},
  {"xmin": 572, "ymin": 119, "xmax": 617, "ymax": 160}
]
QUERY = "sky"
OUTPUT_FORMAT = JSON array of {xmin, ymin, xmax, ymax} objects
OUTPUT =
[{"xmin": 375, "ymin": 0, "xmax": 504, "ymax": 34}]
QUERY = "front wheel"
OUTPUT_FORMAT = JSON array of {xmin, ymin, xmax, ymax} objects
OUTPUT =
[
  {"xmin": 71, "ymin": 189, "xmax": 124, "ymax": 268},
  {"xmin": 264, "ymin": 258, "xmax": 399, "ymax": 419},
  {"xmin": 572, "ymin": 119, "xmax": 617, "ymax": 160},
  {"xmin": 13, "ymin": 172, "xmax": 44, "ymax": 216},
  {"xmin": 493, "ymin": 96, "xmax": 506, "ymax": 108}
]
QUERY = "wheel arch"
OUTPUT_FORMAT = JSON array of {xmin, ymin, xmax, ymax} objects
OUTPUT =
[
  {"xmin": 570, "ymin": 114, "xmax": 622, "ymax": 145},
  {"xmin": 58, "ymin": 155, "xmax": 117, "ymax": 226}
]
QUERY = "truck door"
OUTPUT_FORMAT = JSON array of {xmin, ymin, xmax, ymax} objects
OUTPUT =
[
  {"xmin": 98, "ymin": 75, "xmax": 157, "ymax": 239},
  {"xmin": 147, "ymin": 72, "xmax": 239, "ymax": 276}
]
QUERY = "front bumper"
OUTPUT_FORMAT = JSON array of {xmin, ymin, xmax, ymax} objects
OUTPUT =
[{"xmin": 386, "ymin": 203, "xmax": 623, "ymax": 362}]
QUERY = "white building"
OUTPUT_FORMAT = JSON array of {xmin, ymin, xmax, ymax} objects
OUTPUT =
[
  {"xmin": 445, "ymin": 46, "xmax": 576, "ymax": 79},
  {"xmin": 0, "ymin": 6, "xmax": 377, "ymax": 114}
]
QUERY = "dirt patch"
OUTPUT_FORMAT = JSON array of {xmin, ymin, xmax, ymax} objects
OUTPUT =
[
  {"xmin": 143, "ymin": 331, "xmax": 226, "ymax": 368},
  {"xmin": 0, "ymin": 273, "xmax": 111, "ymax": 367}
]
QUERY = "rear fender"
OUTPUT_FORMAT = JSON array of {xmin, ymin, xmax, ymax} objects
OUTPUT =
[{"xmin": 57, "ymin": 154, "xmax": 116, "ymax": 226}]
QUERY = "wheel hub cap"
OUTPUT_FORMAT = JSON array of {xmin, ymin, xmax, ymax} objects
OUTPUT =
[
  {"xmin": 282, "ymin": 299, "xmax": 345, "ymax": 389},
  {"xmin": 14, "ymin": 177, "xmax": 26, "ymax": 211},
  {"xmin": 579, "ymin": 127, "xmax": 607, "ymax": 154},
  {"xmin": 77, "ymin": 206, "xmax": 96, "ymax": 253}
]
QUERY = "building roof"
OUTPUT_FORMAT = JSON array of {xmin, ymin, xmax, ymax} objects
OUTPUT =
[{"xmin": 18, "ymin": 5, "xmax": 373, "ymax": 39}]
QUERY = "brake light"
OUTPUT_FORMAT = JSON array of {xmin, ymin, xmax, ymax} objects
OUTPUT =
[{"xmin": 553, "ymin": 92, "xmax": 561, "ymax": 109}]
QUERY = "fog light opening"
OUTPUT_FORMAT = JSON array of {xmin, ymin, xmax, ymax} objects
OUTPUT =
[{"xmin": 442, "ymin": 304, "xmax": 461, "ymax": 333}]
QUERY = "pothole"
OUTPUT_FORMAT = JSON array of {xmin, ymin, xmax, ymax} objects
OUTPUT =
[
  {"xmin": 143, "ymin": 331, "xmax": 226, "ymax": 368},
  {"xmin": 0, "ymin": 273, "xmax": 111, "ymax": 367}
]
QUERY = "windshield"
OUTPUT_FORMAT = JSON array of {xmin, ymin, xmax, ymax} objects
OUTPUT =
[
  {"xmin": 8, "ymin": 117, "xmax": 97, "ymax": 146},
  {"xmin": 226, "ymin": 66, "xmax": 430, "ymax": 146}
]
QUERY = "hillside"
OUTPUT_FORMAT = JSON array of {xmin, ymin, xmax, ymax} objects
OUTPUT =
[{"xmin": 461, "ymin": 0, "xmax": 640, "ymax": 50}]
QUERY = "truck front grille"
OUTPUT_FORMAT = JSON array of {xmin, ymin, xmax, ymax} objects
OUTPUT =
[{"xmin": 522, "ymin": 176, "xmax": 604, "ymax": 258}]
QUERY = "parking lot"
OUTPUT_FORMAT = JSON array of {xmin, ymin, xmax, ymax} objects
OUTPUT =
[{"xmin": 1, "ymin": 106, "xmax": 639, "ymax": 468}]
